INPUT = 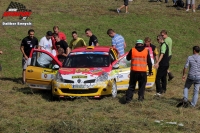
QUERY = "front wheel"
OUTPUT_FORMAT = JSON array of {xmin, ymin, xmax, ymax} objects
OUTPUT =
[{"xmin": 111, "ymin": 80, "xmax": 117, "ymax": 98}]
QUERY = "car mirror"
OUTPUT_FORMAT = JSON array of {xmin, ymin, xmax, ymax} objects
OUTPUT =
[
  {"xmin": 52, "ymin": 64, "xmax": 59, "ymax": 70},
  {"xmin": 112, "ymin": 63, "xmax": 119, "ymax": 69}
]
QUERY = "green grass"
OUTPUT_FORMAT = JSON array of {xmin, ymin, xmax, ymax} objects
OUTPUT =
[{"xmin": 1, "ymin": 0, "xmax": 200, "ymax": 132}]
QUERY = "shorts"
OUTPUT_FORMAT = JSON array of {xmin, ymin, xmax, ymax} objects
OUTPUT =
[
  {"xmin": 187, "ymin": 0, "xmax": 195, "ymax": 5},
  {"xmin": 124, "ymin": 0, "xmax": 128, "ymax": 6},
  {"xmin": 22, "ymin": 57, "xmax": 28, "ymax": 70}
]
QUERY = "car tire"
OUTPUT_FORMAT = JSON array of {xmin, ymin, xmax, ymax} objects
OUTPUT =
[{"xmin": 111, "ymin": 80, "xmax": 117, "ymax": 98}]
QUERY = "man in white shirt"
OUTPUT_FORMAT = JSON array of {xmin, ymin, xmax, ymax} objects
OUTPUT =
[{"xmin": 38, "ymin": 31, "xmax": 53, "ymax": 53}]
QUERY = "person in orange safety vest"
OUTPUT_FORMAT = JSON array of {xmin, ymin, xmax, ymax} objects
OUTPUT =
[{"xmin": 124, "ymin": 39, "xmax": 152, "ymax": 103}]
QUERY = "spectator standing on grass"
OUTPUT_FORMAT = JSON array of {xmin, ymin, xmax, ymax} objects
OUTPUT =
[
  {"xmin": 38, "ymin": 31, "xmax": 53, "ymax": 53},
  {"xmin": 107, "ymin": 29, "xmax": 126, "ymax": 56},
  {"xmin": 144, "ymin": 37, "xmax": 159, "ymax": 64},
  {"xmin": 186, "ymin": 0, "xmax": 196, "ymax": 12},
  {"xmin": 69, "ymin": 31, "xmax": 86, "ymax": 51},
  {"xmin": 20, "ymin": 29, "xmax": 38, "ymax": 84},
  {"xmin": 160, "ymin": 30, "xmax": 174, "ymax": 81},
  {"xmin": 117, "ymin": 0, "xmax": 129, "ymax": 13},
  {"xmin": 178, "ymin": 46, "xmax": 200, "ymax": 108},
  {"xmin": 125, "ymin": 40, "xmax": 152, "ymax": 103},
  {"xmin": 51, "ymin": 26, "xmax": 67, "ymax": 49},
  {"xmin": 154, "ymin": 35, "xmax": 169, "ymax": 96},
  {"xmin": 54, "ymin": 33, "xmax": 69, "ymax": 57},
  {"xmin": 85, "ymin": 28, "xmax": 99, "ymax": 46}
]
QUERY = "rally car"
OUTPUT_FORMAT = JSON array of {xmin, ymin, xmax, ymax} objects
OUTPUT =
[
  {"xmin": 25, "ymin": 46, "xmax": 156, "ymax": 99},
  {"xmin": 51, "ymin": 46, "xmax": 156, "ymax": 99}
]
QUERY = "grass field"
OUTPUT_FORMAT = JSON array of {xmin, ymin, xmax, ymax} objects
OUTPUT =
[{"xmin": 1, "ymin": 0, "xmax": 200, "ymax": 132}]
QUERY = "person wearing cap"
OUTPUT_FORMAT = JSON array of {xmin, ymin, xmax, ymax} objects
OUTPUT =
[
  {"xmin": 154, "ymin": 35, "xmax": 169, "ymax": 96},
  {"xmin": 20, "ymin": 29, "xmax": 38, "ymax": 84},
  {"xmin": 38, "ymin": 31, "xmax": 53, "ymax": 53},
  {"xmin": 125, "ymin": 39, "xmax": 152, "ymax": 103},
  {"xmin": 107, "ymin": 29, "xmax": 126, "ymax": 57}
]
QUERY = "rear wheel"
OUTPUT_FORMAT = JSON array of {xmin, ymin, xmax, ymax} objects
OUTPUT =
[{"xmin": 111, "ymin": 80, "xmax": 117, "ymax": 98}]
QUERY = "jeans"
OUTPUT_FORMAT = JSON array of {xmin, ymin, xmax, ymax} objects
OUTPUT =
[{"xmin": 183, "ymin": 78, "xmax": 200, "ymax": 107}]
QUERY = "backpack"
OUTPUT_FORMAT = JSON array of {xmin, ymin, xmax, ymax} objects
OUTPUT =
[{"xmin": 176, "ymin": 0, "xmax": 184, "ymax": 8}]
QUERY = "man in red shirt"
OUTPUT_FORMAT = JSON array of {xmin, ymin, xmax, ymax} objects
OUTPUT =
[{"xmin": 51, "ymin": 26, "xmax": 67, "ymax": 50}]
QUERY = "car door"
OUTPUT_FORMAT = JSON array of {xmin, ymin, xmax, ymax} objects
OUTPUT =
[
  {"xmin": 115, "ymin": 53, "xmax": 130, "ymax": 90},
  {"xmin": 26, "ymin": 49, "xmax": 62, "ymax": 90}
]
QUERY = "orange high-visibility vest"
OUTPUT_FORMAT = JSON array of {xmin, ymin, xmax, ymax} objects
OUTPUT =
[{"xmin": 131, "ymin": 48, "xmax": 148, "ymax": 72}]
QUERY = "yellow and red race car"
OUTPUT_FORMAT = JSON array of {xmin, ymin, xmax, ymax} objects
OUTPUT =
[{"xmin": 25, "ymin": 46, "xmax": 156, "ymax": 99}]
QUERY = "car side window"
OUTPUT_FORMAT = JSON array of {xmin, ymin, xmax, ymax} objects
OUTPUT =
[{"xmin": 30, "ymin": 52, "xmax": 54, "ymax": 69}]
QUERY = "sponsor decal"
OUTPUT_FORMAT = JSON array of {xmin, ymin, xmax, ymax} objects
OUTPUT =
[
  {"xmin": 44, "ymin": 74, "xmax": 47, "ymax": 78},
  {"xmin": 76, "ymin": 68, "xmax": 90, "ymax": 73},
  {"xmin": 146, "ymin": 82, "xmax": 153, "ymax": 86},
  {"xmin": 118, "ymin": 74, "xmax": 123, "ymax": 78},
  {"xmin": 90, "ymin": 68, "xmax": 103, "ymax": 74},
  {"xmin": 72, "ymin": 75, "xmax": 87, "ymax": 78}
]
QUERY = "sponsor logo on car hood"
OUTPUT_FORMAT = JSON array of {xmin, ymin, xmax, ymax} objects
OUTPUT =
[{"xmin": 59, "ymin": 67, "xmax": 110, "ymax": 76}]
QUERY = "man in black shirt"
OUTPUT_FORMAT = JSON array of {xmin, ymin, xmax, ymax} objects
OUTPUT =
[
  {"xmin": 54, "ymin": 34, "xmax": 69, "ymax": 57},
  {"xmin": 154, "ymin": 35, "xmax": 169, "ymax": 96},
  {"xmin": 20, "ymin": 29, "xmax": 38, "ymax": 84},
  {"xmin": 85, "ymin": 28, "xmax": 99, "ymax": 46}
]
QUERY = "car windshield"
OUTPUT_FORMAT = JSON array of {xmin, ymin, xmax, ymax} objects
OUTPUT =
[{"xmin": 63, "ymin": 53, "xmax": 110, "ymax": 68}]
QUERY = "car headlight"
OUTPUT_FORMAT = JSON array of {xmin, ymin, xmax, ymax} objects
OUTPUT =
[
  {"xmin": 55, "ymin": 72, "xmax": 64, "ymax": 82},
  {"xmin": 96, "ymin": 72, "xmax": 108, "ymax": 83}
]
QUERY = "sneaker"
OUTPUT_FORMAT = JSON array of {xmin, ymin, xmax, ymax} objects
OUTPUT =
[
  {"xmin": 186, "ymin": 9, "xmax": 189, "ymax": 11},
  {"xmin": 154, "ymin": 93, "xmax": 162, "ymax": 96},
  {"xmin": 193, "ymin": 9, "xmax": 195, "ymax": 12},
  {"xmin": 117, "ymin": 8, "xmax": 120, "ymax": 13}
]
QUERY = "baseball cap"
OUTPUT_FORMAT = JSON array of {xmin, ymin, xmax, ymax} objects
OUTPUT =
[
  {"xmin": 136, "ymin": 39, "xmax": 144, "ymax": 44},
  {"xmin": 46, "ymin": 31, "xmax": 53, "ymax": 36}
]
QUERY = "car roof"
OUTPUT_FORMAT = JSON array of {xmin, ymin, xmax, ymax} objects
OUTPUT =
[{"xmin": 71, "ymin": 46, "xmax": 112, "ymax": 53}]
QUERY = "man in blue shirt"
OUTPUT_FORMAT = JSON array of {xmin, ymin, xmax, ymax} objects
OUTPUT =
[{"xmin": 107, "ymin": 29, "xmax": 126, "ymax": 56}]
